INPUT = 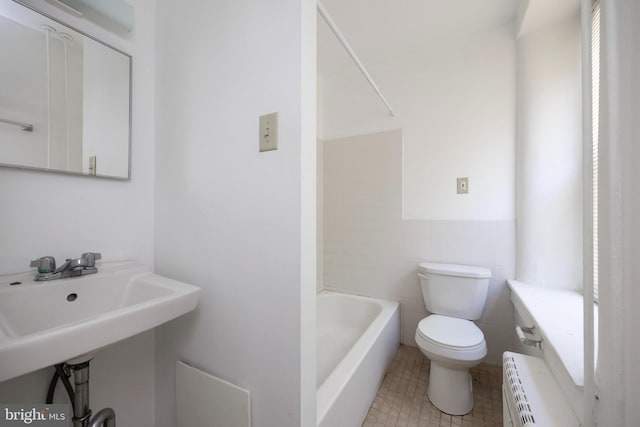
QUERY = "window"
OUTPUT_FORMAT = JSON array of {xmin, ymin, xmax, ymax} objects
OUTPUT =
[{"xmin": 592, "ymin": 0, "xmax": 600, "ymax": 300}]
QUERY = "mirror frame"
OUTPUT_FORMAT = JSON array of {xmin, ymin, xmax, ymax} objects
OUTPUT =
[{"xmin": 0, "ymin": 0, "xmax": 133, "ymax": 180}]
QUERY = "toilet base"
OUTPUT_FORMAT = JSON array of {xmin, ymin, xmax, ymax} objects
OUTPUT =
[{"xmin": 427, "ymin": 360, "xmax": 474, "ymax": 415}]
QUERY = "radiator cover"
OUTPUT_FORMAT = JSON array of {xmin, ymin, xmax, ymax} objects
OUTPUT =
[{"xmin": 502, "ymin": 352, "xmax": 579, "ymax": 427}]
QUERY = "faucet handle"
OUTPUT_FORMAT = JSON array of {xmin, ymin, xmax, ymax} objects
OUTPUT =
[
  {"xmin": 80, "ymin": 252, "xmax": 102, "ymax": 267},
  {"xmin": 30, "ymin": 256, "xmax": 56, "ymax": 274}
]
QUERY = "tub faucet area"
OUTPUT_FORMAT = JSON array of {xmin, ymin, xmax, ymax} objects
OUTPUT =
[{"xmin": 30, "ymin": 252, "xmax": 101, "ymax": 281}]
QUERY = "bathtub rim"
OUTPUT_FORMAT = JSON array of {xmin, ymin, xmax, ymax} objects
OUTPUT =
[{"xmin": 316, "ymin": 290, "xmax": 399, "ymax": 425}]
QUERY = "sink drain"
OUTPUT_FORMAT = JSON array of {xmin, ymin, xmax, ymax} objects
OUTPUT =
[{"xmin": 67, "ymin": 293, "xmax": 78, "ymax": 302}]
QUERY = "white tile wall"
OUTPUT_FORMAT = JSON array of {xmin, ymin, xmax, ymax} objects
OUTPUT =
[{"xmin": 322, "ymin": 131, "xmax": 516, "ymax": 365}]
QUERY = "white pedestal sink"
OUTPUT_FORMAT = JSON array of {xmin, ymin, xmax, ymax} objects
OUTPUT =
[{"xmin": 0, "ymin": 261, "xmax": 200, "ymax": 382}]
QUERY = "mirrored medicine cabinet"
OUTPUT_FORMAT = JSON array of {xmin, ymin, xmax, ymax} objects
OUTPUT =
[{"xmin": 0, "ymin": 0, "xmax": 132, "ymax": 179}]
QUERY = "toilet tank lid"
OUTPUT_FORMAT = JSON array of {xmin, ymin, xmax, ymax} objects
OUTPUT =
[{"xmin": 418, "ymin": 262, "xmax": 491, "ymax": 279}]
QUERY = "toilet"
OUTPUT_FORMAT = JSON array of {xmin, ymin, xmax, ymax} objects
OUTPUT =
[{"xmin": 414, "ymin": 262, "xmax": 491, "ymax": 415}]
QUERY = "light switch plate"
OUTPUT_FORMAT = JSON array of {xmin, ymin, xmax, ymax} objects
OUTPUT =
[
  {"xmin": 457, "ymin": 177, "xmax": 469, "ymax": 194},
  {"xmin": 259, "ymin": 112, "xmax": 278, "ymax": 152}
]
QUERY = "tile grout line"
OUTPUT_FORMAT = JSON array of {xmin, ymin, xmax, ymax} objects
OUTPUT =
[{"xmin": 362, "ymin": 345, "xmax": 503, "ymax": 427}]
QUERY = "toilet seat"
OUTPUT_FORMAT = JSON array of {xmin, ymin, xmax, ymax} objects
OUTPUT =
[{"xmin": 416, "ymin": 315, "xmax": 486, "ymax": 354}]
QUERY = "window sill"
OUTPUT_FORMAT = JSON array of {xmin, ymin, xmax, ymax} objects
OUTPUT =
[{"xmin": 507, "ymin": 279, "xmax": 598, "ymax": 389}]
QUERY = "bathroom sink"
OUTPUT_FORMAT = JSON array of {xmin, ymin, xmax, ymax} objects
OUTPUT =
[{"xmin": 0, "ymin": 261, "xmax": 200, "ymax": 382}]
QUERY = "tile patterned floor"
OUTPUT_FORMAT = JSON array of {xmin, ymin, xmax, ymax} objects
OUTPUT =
[{"xmin": 362, "ymin": 345, "xmax": 503, "ymax": 427}]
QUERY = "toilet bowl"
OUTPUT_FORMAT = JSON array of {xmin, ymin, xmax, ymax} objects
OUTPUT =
[
  {"xmin": 415, "ymin": 315, "xmax": 487, "ymax": 415},
  {"xmin": 415, "ymin": 262, "xmax": 491, "ymax": 415}
]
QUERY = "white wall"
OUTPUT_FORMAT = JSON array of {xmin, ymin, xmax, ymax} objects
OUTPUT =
[
  {"xmin": 0, "ymin": 0, "xmax": 154, "ymax": 272},
  {"xmin": 317, "ymin": 77, "xmax": 325, "ymax": 292},
  {"xmin": 0, "ymin": 0, "xmax": 156, "ymax": 425},
  {"xmin": 0, "ymin": 14, "xmax": 48, "ymax": 168},
  {"xmin": 317, "ymin": 138, "xmax": 324, "ymax": 292},
  {"xmin": 515, "ymin": 16, "xmax": 583, "ymax": 290},
  {"xmin": 320, "ymin": 25, "xmax": 516, "ymax": 221},
  {"xmin": 597, "ymin": 1, "xmax": 640, "ymax": 425},
  {"xmin": 82, "ymin": 38, "xmax": 130, "ymax": 177},
  {"xmin": 47, "ymin": 32, "xmax": 83, "ymax": 173},
  {"xmin": 0, "ymin": 12, "xmax": 82, "ymax": 172},
  {"xmin": 318, "ymin": 25, "xmax": 517, "ymax": 364},
  {"xmin": 153, "ymin": 1, "xmax": 316, "ymax": 426},
  {"xmin": 0, "ymin": 331, "xmax": 155, "ymax": 423},
  {"xmin": 323, "ymin": 131, "xmax": 516, "ymax": 365}
]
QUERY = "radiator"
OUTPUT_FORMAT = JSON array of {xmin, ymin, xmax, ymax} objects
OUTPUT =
[{"xmin": 502, "ymin": 352, "xmax": 579, "ymax": 427}]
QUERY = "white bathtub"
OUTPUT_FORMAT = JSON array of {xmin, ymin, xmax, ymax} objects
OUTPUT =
[{"xmin": 316, "ymin": 291, "xmax": 400, "ymax": 427}]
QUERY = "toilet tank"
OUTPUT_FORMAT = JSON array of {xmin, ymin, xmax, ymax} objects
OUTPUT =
[{"xmin": 418, "ymin": 262, "xmax": 491, "ymax": 320}]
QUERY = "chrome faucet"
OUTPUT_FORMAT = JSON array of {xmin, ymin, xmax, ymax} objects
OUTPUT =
[{"xmin": 30, "ymin": 252, "xmax": 102, "ymax": 281}]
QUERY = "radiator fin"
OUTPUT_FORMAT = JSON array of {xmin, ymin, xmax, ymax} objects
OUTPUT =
[
  {"xmin": 503, "ymin": 354, "xmax": 536, "ymax": 426},
  {"xmin": 502, "ymin": 352, "xmax": 580, "ymax": 427}
]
